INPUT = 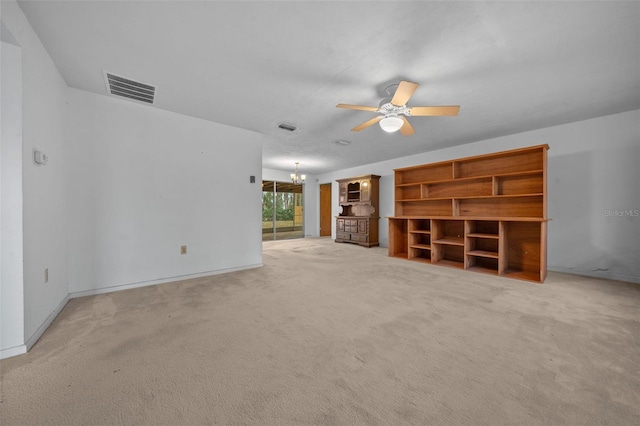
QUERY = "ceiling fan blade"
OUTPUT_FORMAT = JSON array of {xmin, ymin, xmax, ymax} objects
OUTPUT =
[
  {"xmin": 409, "ymin": 106, "xmax": 460, "ymax": 116},
  {"xmin": 351, "ymin": 115, "xmax": 383, "ymax": 132},
  {"xmin": 336, "ymin": 103, "xmax": 379, "ymax": 112},
  {"xmin": 391, "ymin": 81, "xmax": 419, "ymax": 106},
  {"xmin": 399, "ymin": 116, "xmax": 416, "ymax": 136}
]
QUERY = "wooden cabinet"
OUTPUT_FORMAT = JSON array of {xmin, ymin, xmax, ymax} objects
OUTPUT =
[
  {"xmin": 336, "ymin": 175, "xmax": 380, "ymax": 247},
  {"xmin": 389, "ymin": 145, "xmax": 549, "ymax": 282}
]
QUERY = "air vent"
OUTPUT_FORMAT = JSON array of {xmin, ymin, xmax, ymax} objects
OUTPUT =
[
  {"xmin": 103, "ymin": 71, "xmax": 156, "ymax": 104},
  {"xmin": 277, "ymin": 122, "xmax": 297, "ymax": 132}
]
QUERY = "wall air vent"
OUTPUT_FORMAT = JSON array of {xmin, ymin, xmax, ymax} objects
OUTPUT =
[
  {"xmin": 277, "ymin": 122, "xmax": 297, "ymax": 132},
  {"xmin": 103, "ymin": 71, "xmax": 156, "ymax": 104}
]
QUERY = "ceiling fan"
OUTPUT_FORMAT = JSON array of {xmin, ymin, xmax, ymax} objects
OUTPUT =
[{"xmin": 336, "ymin": 80, "xmax": 460, "ymax": 136}]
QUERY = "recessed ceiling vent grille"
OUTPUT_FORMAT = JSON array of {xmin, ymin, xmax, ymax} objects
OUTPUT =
[
  {"xmin": 104, "ymin": 71, "xmax": 156, "ymax": 104},
  {"xmin": 277, "ymin": 122, "xmax": 297, "ymax": 132}
]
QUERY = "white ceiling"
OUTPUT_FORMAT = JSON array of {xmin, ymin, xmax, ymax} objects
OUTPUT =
[{"xmin": 17, "ymin": 0, "xmax": 640, "ymax": 175}]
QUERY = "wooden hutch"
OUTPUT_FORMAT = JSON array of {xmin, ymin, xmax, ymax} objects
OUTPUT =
[
  {"xmin": 388, "ymin": 145, "xmax": 549, "ymax": 283},
  {"xmin": 336, "ymin": 175, "xmax": 380, "ymax": 247}
]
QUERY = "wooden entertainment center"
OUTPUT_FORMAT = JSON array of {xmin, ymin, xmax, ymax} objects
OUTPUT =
[{"xmin": 388, "ymin": 145, "xmax": 549, "ymax": 283}]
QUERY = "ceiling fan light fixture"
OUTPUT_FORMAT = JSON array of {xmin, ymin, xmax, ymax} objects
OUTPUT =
[
  {"xmin": 379, "ymin": 115, "xmax": 403, "ymax": 133},
  {"xmin": 336, "ymin": 81, "xmax": 459, "ymax": 135}
]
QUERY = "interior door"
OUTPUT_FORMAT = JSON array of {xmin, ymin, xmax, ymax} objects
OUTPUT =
[{"xmin": 320, "ymin": 183, "xmax": 332, "ymax": 237}]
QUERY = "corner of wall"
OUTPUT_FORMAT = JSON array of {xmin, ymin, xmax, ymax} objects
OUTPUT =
[{"xmin": 2, "ymin": 0, "xmax": 72, "ymax": 351}]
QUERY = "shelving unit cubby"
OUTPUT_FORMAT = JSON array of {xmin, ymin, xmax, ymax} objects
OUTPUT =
[
  {"xmin": 408, "ymin": 219, "xmax": 431, "ymax": 263},
  {"xmin": 388, "ymin": 145, "xmax": 549, "ymax": 283}
]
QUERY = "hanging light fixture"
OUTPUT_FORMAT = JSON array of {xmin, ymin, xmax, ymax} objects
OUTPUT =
[
  {"xmin": 290, "ymin": 162, "xmax": 306, "ymax": 184},
  {"xmin": 379, "ymin": 114, "xmax": 404, "ymax": 133}
]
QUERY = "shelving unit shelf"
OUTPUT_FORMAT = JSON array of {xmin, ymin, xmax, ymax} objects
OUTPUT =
[{"xmin": 388, "ymin": 145, "xmax": 549, "ymax": 283}]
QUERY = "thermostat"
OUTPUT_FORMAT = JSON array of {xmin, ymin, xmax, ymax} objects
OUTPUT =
[{"xmin": 33, "ymin": 149, "xmax": 48, "ymax": 165}]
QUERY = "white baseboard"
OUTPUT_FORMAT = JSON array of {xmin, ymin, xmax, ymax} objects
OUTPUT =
[
  {"xmin": 69, "ymin": 263, "xmax": 263, "ymax": 299},
  {"xmin": 548, "ymin": 265, "xmax": 640, "ymax": 284},
  {"xmin": 3, "ymin": 264, "xmax": 263, "ymax": 360},
  {"xmin": 0, "ymin": 344, "xmax": 27, "ymax": 360},
  {"xmin": 24, "ymin": 293, "xmax": 70, "ymax": 352}
]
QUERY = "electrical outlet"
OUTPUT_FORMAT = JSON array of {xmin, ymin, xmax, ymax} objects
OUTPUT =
[
  {"xmin": 45, "ymin": 268, "xmax": 49, "ymax": 283},
  {"xmin": 180, "ymin": 245, "xmax": 187, "ymax": 255}
]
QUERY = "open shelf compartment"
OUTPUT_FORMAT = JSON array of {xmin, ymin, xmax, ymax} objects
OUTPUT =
[
  {"xmin": 495, "ymin": 172, "xmax": 543, "ymax": 196},
  {"xmin": 453, "ymin": 148, "xmax": 545, "ymax": 179},
  {"xmin": 458, "ymin": 196, "xmax": 543, "ymax": 218},
  {"xmin": 395, "ymin": 163, "xmax": 453, "ymax": 185},
  {"xmin": 409, "ymin": 233, "xmax": 431, "ymax": 248},
  {"xmin": 467, "ymin": 257, "xmax": 500, "ymax": 275},
  {"xmin": 388, "ymin": 218, "xmax": 408, "ymax": 259},
  {"xmin": 503, "ymin": 221, "xmax": 543, "ymax": 282},
  {"xmin": 432, "ymin": 245, "xmax": 464, "ymax": 269},
  {"xmin": 396, "ymin": 199, "xmax": 453, "ymax": 217},
  {"xmin": 426, "ymin": 177, "xmax": 493, "ymax": 199},
  {"xmin": 395, "ymin": 184, "xmax": 422, "ymax": 201},
  {"xmin": 431, "ymin": 219, "xmax": 464, "ymax": 245},
  {"xmin": 408, "ymin": 246, "xmax": 431, "ymax": 263},
  {"xmin": 408, "ymin": 218, "xmax": 431, "ymax": 233}
]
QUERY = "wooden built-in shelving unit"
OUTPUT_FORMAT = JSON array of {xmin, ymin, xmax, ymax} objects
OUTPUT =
[{"xmin": 388, "ymin": 145, "xmax": 549, "ymax": 282}]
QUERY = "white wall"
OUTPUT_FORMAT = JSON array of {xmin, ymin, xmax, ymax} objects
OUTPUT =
[
  {"xmin": 1, "ymin": 1, "xmax": 71, "ymax": 352},
  {"xmin": 303, "ymin": 179, "xmax": 319, "ymax": 237},
  {"xmin": 67, "ymin": 89, "xmax": 264, "ymax": 295},
  {"xmin": 545, "ymin": 111, "xmax": 639, "ymax": 283},
  {"xmin": 1, "ymin": 40, "xmax": 26, "ymax": 357},
  {"xmin": 317, "ymin": 110, "xmax": 640, "ymax": 284},
  {"xmin": 2, "ymin": 0, "xmax": 265, "ymax": 357}
]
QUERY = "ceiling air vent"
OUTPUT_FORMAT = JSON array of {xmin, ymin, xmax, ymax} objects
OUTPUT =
[
  {"xmin": 103, "ymin": 71, "xmax": 156, "ymax": 104},
  {"xmin": 277, "ymin": 122, "xmax": 297, "ymax": 132}
]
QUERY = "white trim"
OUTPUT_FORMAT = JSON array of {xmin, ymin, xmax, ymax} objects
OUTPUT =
[
  {"xmin": 548, "ymin": 266, "xmax": 640, "ymax": 285},
  {"xmin": 69, "ymin": 263, "xmax": 263, "ymax": 299},
  {"xmin": 0, "ymin": 344, "xmax": 27, "ymax": 360},
  {"xmin": 24, "ymin": 294, "xmax": 71, "ymax": 351},
  {"xmin": 4, "ymin": 264, "xmax": 263, "ymax": 359}
]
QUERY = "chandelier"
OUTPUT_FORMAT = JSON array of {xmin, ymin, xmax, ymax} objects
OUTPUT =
[{"xmin": 290, "ymin": 162, "xmax": 306, "ymax": 184}]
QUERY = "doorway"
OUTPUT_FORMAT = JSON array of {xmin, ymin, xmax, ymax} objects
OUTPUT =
[
  {"xmin": 319, "ymin": 183, "xmax": 332, "ymax": 237},
  {"xmin": 262, "ymin": 180, "xmax": 304, "ymax": 241}
]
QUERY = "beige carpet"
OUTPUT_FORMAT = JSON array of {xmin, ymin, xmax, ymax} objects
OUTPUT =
[{"xmin": 1, "ymin": 238, "xmax": 639, "ymax": 425}]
